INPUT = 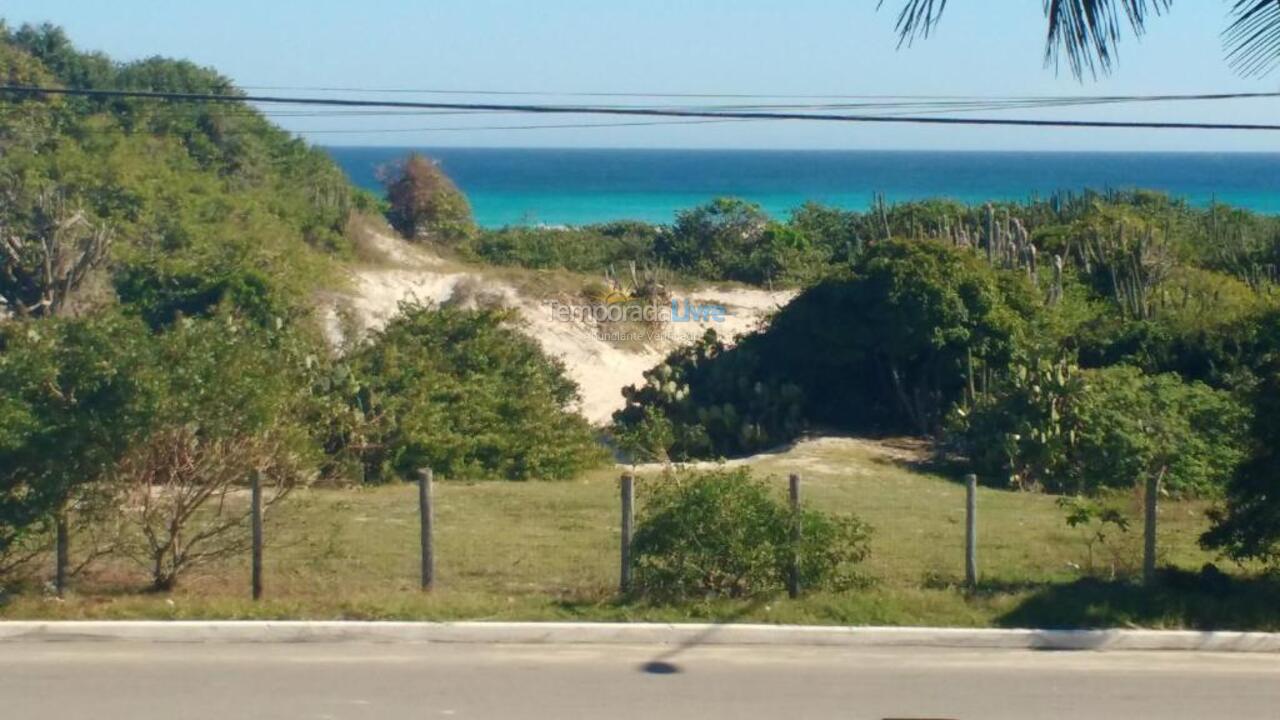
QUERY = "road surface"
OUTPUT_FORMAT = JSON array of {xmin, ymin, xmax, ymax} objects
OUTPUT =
[{"xmin": 2, "ymin": 641, "xmax": 1277, "ymax": 719}]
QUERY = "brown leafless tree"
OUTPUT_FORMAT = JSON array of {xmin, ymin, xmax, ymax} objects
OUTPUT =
[
  {"xmin": 0, "ymin": 190, "xmax": 112, "ymax": 319},
  {"xmin": 116, "ymin": 427, "xmax": 299, "ymax": 591}
]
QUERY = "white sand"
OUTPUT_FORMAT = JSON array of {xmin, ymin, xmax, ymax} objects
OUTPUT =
[{"xmin": 320, "ymin": 232, "xmax": 794, "ymax": 424}]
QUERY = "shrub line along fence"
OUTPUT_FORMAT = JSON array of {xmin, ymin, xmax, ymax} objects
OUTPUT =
[{"xmin": 237, "ymin": 467, "xmax": 1165, "ymax": 601}]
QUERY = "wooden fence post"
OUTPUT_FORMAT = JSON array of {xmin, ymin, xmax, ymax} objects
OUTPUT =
[
  {"xmin": 418, "ymin": 468, "xmax": 435, "ymax": 591},
  {"xmin": 251, "ymin": 470, "xmax": 263, "ymax": 601},
  {"xmin": 965, "ymin": 473, "xmax": 978, "ymax": 588},
  {"xmin": 788, "ymin": 473, "xmax": 801, "ymax": 599},
  {"xmin": 54, "ymin": 505, "xmax": 69, "ymax": 598},
  {"xmin": 1143, "ymin": 471, "xmax": 1160, "ymax": 586},
  {"xmin": 620, "ymin": 472, "xmax": 635, "ymax": 594}
]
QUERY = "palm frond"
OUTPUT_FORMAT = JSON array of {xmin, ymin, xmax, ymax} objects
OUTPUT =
[
  {"xmin": 880, "ymin": 0, "xmax": 950, "ymax": 47},
  {"xmin": 1225, "ymin": 0, "xmax": 1280, "ymax": 77},
  {"xmin": 883, "ymin": 1, "xmax": 1173, "ymax": 79},
  {"xmin": 1043, "ymin": 0, "xmax": 1171, "ymax": 79}
]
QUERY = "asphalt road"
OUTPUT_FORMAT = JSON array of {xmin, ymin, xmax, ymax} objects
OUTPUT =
[{"xmin": 2, "ymin": 641, "xmax": 1277, "ymax": 720}]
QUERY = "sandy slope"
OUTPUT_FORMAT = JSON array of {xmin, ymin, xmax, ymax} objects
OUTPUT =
[{"xmin": 321, "ymin": 232, "xmax": 794, "ymax": 424}]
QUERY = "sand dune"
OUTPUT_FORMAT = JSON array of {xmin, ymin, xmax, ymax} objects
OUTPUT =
[{"xmin": 321, "ymin": 232, "xmax": 794, "ymax": 424}]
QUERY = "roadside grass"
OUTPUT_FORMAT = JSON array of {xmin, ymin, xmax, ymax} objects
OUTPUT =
[{"xmin": 2, "ymin": 437, "xmax": 1275, "ymax": 629}]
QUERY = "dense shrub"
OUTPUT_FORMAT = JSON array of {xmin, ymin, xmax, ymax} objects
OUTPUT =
[
  {"xmin": 613, "ymin": 330, "xmax": 804, "ymax": 461},
  {"xmin": 765, "ymin": 239, "xmax": 1035, "ymax": 434},
  {"xmin": 463, "ymin": 222, "xmax": 659, "ymax": 273},
  {"xmin": 1203, "ymin": 360, "xmax": 1280, "ymax": 563},
  {"xmin": 329, "ymin": 303, "xmax": 606, "ymax": 482},
  {"xmin": 631, "ymin": 468, "xmax": 871, "ymax": 600},
  {"xmin": 954, "ymin": 364, "xmax": 1248, "ymax": 497},
  {"xmin": 613, "ymin": 239, "xmax": 1037, "ymax": 459},
  {"xmin": 654, "ymin": 198, "xmax": 835, "ymax": 284},
  {"xmin": 0, "ymin": 313, "xmax": 153, "ymax": 568},
  {"xmin": 117, "ymin": 315, "xmax": 316, "ymax": 590},
  {"xmin": 0, "ymin": 308, "xmax": 320, "ymax": 582}
]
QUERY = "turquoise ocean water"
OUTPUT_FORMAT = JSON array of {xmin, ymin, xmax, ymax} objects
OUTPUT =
[{"xmin": 325, "ymin": 147, "xmax": 1280, "ymax": 228}]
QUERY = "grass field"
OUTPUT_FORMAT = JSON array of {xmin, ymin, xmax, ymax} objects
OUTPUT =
[{"xmin": 3, "ymin": 437, "xmax": 1277, "ymax": 629}]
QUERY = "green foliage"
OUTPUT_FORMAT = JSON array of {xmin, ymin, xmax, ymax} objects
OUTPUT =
[
  {"xmin": 1057, "ymin": 494, "xmax": 1134, "ymax": 578},
  {"xmin": 656, "ymin": 198, "xmax": 769, "ymax": 281},
  {"xmin": 631, "ymin": 468, "xmax": 870, "ymax": 600},
  {"xmin": 0, "ymin": 24, "xmax": 358, "ymax": 327},
  {"xmin": 615, "ymin": 239, "xmax": 1036, "ymax": 459},
  {"xmin": 140, "ymin": 315, "xmax": 317, "ymax": 441},
  {"xmin": 329, "ymin": 303, "xmax": 606, "ymax": 482},
  {"xmin": 0, "ymin": 313, "xmax": 152, "ymax": 561},
  {"xmin": 653, "ymin": 198, "xmax": 835, "ymax": 284},
  {"xmin": 0, "ymin": 301, "xmax": 322, "ymax": 581},
  {"xmin": 614, "ymin": 330, "xmax": 805, "ymax": 460},
  {"xmin": 462, "ymin": 222, "xmax": 659, "ymax": 274},
  {"xmin": 773, "ymin": 238, "xmax": 1033, "ymax": 434},
  {"xmin": 956, "ymin": 364, "xmax": 1248, "ymax": 497},
  {"xmin": 1203, "ymin": 360, "xmax": 1280, "ymax": 563},
  {"xmin": 381, "ymin": 153, "xmax": 475, "ymax": 244}
]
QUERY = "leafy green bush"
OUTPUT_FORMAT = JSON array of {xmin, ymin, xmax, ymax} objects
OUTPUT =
[
  {"xmin": 614, "ymin": 239, "xmax": 1037, "ymax": 460},
  {"xmin": 654, "ymin": 198, "xmax": 836, "ymax": 284},
  {"xmin": 118, "ymin": 314, "xmax": 318, "ymax": 590},
  {"xmin": 631, "ymin": 468, "xmax": 870, "ymax": 600},
  {"xmin": 328, "ymin": 303, "xmax": 606, "ymax": 482},
  {"xmin": 463, "ymin": 222, "xmax": 658, "ymax": 273},
  {"xmin": 954, "ymin": 364, "xmax": 1248, "ymax": 497},
  {"xmin": 0, "ymin": 313, "xmax": 153, "ymax": 568},
  {"xmin": 613, "ymin": 330, "xmax": 805, "ymax": 461},
  {"xmin": 1203, "ymin": 360, "xmax": 1280, "ymax": 563}
]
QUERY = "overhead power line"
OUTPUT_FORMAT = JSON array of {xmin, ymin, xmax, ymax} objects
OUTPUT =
[
  {"xmin": 293, "ymin": 119, "xmax": 746, "ymax": 134},
  {"xmin": 3, "ymin": 85, "xmax": 1280, "ymax": 132},
  {"xmin": 234, "ymin": 84, "xmax": 1280, "ymax": 103}
]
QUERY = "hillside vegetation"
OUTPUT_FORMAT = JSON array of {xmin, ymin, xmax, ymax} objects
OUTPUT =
[{"xmin": 0, "ymin": 24, "xmax": 605, "ymax": 592}]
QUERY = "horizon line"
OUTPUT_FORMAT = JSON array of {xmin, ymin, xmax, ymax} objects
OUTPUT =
[{"xmin": 318, "ymin": 145, "xmax": 1280, "ymax": 155}]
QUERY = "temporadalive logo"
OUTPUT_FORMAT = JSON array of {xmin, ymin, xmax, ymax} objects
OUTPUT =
[{"xmin": 544, "ymin": 297, "xmax": 729, "ymax": 324}]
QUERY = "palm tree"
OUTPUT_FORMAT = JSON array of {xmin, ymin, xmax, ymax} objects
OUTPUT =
[{"xmin": 882, "ymin": 1, "xmax": 1280, "ymax": 78}]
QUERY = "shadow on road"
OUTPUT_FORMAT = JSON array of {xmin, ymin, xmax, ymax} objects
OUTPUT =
[{"xmin": 637, "ymin": 596, "xmax": 774, "ymax": 675}]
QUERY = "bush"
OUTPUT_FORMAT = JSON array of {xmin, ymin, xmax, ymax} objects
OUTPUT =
[
  {"xmin": 330, "ymin": 302, "xmax": 606, "ymax": 482},
  {"xmin": 463, "ymin": 223, "xmax": 658, "ymax": 274},
  {"xmin": 613, "ymin": 239, "xmax": 1037, "ymax": 460},
  {"xmin": 954, "ymin": 364, "xmax": 1248, "ymax": 497},
  {"xmin": 1203, "ymin": 360, "xmax": 1280, "ymax": 563},
  {"xmin": 613, "ymin": 330, "xmax": 805, "ymax": 460},
  {"xmin": 0, "ymin": 313, "xmax": 153, "ymax": 573},
  {"xmin": 631, "ymin": 468, "xmax": 870, "ymax": 600}
]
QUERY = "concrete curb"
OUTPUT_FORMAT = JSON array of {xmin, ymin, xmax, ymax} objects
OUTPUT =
[{"xmin": 1, "ymin": 621, "xmax": 1279, "ymax": 652}]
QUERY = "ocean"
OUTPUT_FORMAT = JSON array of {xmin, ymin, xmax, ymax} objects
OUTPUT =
[{"xmin": 325, "ymin": 147, "xmax": 1280, "ymax": 228}]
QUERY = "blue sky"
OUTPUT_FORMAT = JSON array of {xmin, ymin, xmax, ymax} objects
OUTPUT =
[{"xmin": 5, "ymin": 0, "xmax": 1280, "ymax": 151}]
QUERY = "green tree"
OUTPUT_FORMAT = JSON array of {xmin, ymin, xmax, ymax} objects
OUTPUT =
[
  {"xmin": 116, "ymin": 315, "xmax": 315, "ymax": 590},
  {"xmin": 769, "ymin": 238, "xmax": 1034, "ymax": 434},
  {"xmin": 381, "ymin": 153, "xmax": 475, "ymax": 244},
  {"xmin": 657, "ymin": 198, "xmax": 771, "ymax": 282},
  {"xmin": 1203, "ymin": 360, "xmax": 1280, "ymax": 563},
  {"xmin": 0, "ymin": 313, "xmax": 152, "ymax": 579}
]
